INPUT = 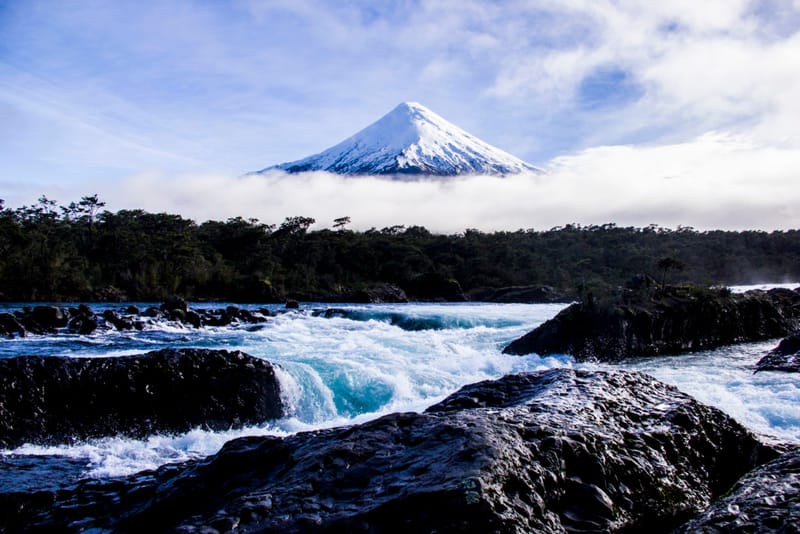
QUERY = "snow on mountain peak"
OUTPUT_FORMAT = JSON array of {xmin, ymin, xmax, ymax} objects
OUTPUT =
[{"xmin": 253, "ymin": 102, "xmax": 542, "ymax": 177}]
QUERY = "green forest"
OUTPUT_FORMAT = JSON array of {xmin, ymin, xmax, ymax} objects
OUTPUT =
[{"xmin": 1, "ymin": 195, "xmax": 799, "ymax": 302}]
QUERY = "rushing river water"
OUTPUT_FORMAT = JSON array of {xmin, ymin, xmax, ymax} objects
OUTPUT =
[{"xmin": 0, "ymin": 288, "xmax": 798, "ymax": 492}]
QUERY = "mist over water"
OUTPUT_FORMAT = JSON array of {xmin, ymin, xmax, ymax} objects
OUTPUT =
[{"xmin": 0, "ymin": 299, "xmax": 797, "ymax": 491}]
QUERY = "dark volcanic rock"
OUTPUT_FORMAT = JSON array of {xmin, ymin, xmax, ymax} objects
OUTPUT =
[
  {"xmin": 756, "ymin": 332, "xmax": 800, "ymax": 373},
  {"xmin": 160, "ymin": 296, "xmax": 189, "ymax": 313},
  {"xmin": 0, "ymin": 313, "xmax": 25, "ymax": 338},
  {"xmin": 332, "ymin": 284, "xmax": 409, "ymax": 303},
  {"xmin": 0, "ymin": 348, "xmax": 283, "ymax": 449},
  {"xmin": 0, "ymin": 369, "xmax": 776, "ymax": 533},
  {"xmin": 403, "ymin": 272, "xmax": 466, "ymax": 302},
  {"xmin": 102, "ymin": 309, "xmax": 134, "ymax": 330},
  {"xmin": 67, "ymin": 313, "xmax": 98, "ymax": 335},
  {"xmin": 468, "ymin": 285, "xmax": 571, "ymax": 303},
  {"xmin": 31, "ymin": 305, "xmax": 69, "ymax": 329},
  {"xmin": 504, "ymin": 286, "xmax": 800, "ymax": 362},
  {"xmin": 676, "ymin": 449, "xmax": 800, "ymax": 532}
]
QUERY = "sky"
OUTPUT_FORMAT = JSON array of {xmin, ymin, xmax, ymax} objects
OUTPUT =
[{"xmin": 1, "ymin": 0, "xmax": 800, "ymax": 232}]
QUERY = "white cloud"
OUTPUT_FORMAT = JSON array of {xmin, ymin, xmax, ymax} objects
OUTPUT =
[{"xmin": 68, "ymin": 130, "xmax": 797, "ymax": 233}]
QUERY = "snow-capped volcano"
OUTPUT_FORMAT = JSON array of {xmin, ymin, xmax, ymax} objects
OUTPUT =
[{"xmin": 253, "ymin": 102, "xmax": 541, "ymax": 176}]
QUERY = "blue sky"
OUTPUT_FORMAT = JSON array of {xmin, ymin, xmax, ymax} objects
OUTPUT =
[{"xmin": 2, "ymin": 1, "xmax": 800, "ymax": 230}]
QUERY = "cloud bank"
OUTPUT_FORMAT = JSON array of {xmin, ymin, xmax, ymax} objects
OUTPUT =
[{"xmin": 93, "ymin": 131, "xmax": 800, "ymax": 233}]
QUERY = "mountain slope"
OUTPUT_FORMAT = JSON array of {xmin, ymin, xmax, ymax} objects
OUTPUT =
[{"xmin": 253, "ymin": 102, "xmax": 541, "ymax": 176}]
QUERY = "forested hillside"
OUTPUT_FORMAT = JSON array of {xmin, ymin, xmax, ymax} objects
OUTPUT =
[{"xmin": 1, "ymin": 196, "xmax": 799, "ymax": 302}]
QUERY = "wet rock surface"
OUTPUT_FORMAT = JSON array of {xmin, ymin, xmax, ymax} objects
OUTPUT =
[
  {"xmin": 756, "ymin": 332, "xmax": 800, "ymax": 373},
  {"xmin": 0, "ymin": 369, "xmax": 777, "ymax": 533},
  {"xmin": 0, "ymin": 348, "xmax": 283, "ymax": 448},
  {"xmin": 504, "ymin": 286, "xmax": 800, "ymax": 362},
  {"xmin": 676, "ymin": 448, "xmax": 800, "ymax": 532}
]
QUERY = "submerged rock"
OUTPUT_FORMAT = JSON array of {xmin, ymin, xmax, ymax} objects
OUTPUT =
[
  {"xmin": 0, "ymin": 348, "xmax": 283, "ymax": 449},
  {"xmin": 676, "ymin": 449, "xmax": 800, "ymax": 532},
  {"xmin": 504, "ymin": 286, "xmax": 800, "ymax": 362},
  {"xmin": 0, "ymin": 369, "xmax": 776, "ymax": 532},
  {"xmin": 756, "ymin": 332, "xmax": 800, "ymax": 373}
]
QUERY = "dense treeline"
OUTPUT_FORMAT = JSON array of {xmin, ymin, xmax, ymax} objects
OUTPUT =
[{"xmin": 1, "ymin": 195, "xmax": 799, "ymax": 302}]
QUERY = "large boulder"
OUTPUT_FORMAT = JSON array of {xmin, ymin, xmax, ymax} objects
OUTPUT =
[
  {"xmin": 756, "ymin": 332, "xmax": 800, "ymax": 373},
  {"xmin": 676, "ymin": 449, "xmax": 800, "ymax": 532},
  {"xmin": 0, "ymin": 369, "xmax": 776, "ymax": 532},
  {"xmin": 504, "ymin": 286, "xmax": 800, "ymax": 362},
  {"xmin": 66, "ymin": 304, "xmax": 98, "ymax": 335},
  {"xmin": 0, "ymin": 348, "xmax": 283, "ymax": 448},
  {"xmin": 31, "ymin": 305, "xmax": 69, "ymax": 329},
  {"xmin": 160, "ymin": 296, "xmax": 189, "ymax": 313}
]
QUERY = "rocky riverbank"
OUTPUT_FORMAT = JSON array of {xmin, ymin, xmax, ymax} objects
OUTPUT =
[
  {"xmin": 0, "ymin": 368, "xmax": 790, "ymax": 532},
  {"xmin": 0, "ymin": 348, "xmax": 283, "ymax": 448},
  {"xmin": 504, "ymin": 285, "xmax": 800, "ymax": 362}
]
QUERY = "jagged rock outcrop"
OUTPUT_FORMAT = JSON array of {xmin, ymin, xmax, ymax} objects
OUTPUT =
[
  {"xmin": 0, "ymin": 369, "xmax": 776, "ymax": 532},
  {"xmin": 504, "ymin": 286, "xmax": 800, "ymax": 361},
  {"xmin": 756, "ymin": 332, "xmax": 800, "ymax": 373},
  {"xmin": 676, "ymin": 449, "xmax": 800, "ymax": 532},
  {"xmin": 0, "ymin": 349, "xmax": 283, "ymax": 448}
]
